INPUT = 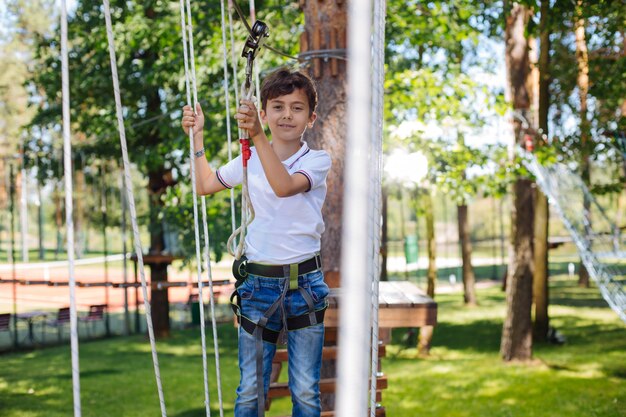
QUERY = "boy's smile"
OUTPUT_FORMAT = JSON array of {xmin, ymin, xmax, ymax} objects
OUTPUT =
[{"xmin": 261, "ymin": 88, "xmax": 317, "ymax": 146}]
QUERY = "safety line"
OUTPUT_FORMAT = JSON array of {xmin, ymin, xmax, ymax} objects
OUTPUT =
[
  {"xmin": 178, "ymin": 1, "xmax": 217, "ymax": 415},
  {"xmin": 220, "ymin": 0, "xmax": 237, "ymax": 237},
  {"xmin": 60, "ymin": 0, "xmax": 82, "ymax": 414},
  {"xmin": 102, "ymin": 1, "xmax": 167, "ymax": 415}
]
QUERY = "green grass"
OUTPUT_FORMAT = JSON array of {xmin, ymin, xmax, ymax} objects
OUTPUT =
[{"xmin": 1, "ymin": 276, "xmax": 625, "ymax": 416}]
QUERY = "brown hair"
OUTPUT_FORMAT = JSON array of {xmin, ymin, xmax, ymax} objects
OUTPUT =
[{"xmin": 260, "ymin": 67, "xmax": 318, "ymax": 116}]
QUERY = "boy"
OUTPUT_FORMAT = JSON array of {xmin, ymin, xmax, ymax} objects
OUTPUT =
[{"xmin": 181, "ymin": 67, "xmax": 331, "ymax": 417}]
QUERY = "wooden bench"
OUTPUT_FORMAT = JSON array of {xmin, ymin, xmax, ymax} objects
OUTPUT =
[
  {"xmin": 79, "ymin": 304, "xmax": 107, "ymax": 337},
  {"xmin": 265, "ymin": 280, "xmax": 437, "ymax": 416}
]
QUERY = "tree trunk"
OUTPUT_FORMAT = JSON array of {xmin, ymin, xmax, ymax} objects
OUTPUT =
[
  {"xmin": 54, "ymin": 181, "xmax": 63, "ymax": 259},
  {"xmin": 418, "ymin": 189, "xmax": 436, "ymax": 355},
  {"xmin": 424, "ymin": 190, "xmax": 436, "ymax": 299},
  {"xmin": 73, "ymin": 162, "xmax": 86, "ymax": 259},
  {"xmin": 380, "ymin": 186, "xmax": 388, "ymax": 282},
  {"xmin": 575, "ymin": 1, "xmax": 591, "ymax": 288},
  {"xmin": 501, "ymin": 178, "xmax": 535, "ymax": 361},
  {"xmin": 301, "ymin": 2, "xmax": 348, "ymax": 410},
  {"xmin": 533, "ymin": 192, "xmax": 549, "ymax": 341},
  {"xmin": 457, "ymin": 204, "xmax": 477, "ymax": 306},
  {"xmin": 147, "ymin": 168, "xmax": 171, "ymax": 339},
  {"xmin": 301, "ymin": 0, "xmax": 347, "ymax": 289},
  {"xmin": 18, "ymin": 163, "xmax": 28, "ymax": 262},
  {"xmin": 533, "ymin": 0, "xmax": 551, "ymax": 342},
  {"xmin": 37, "ymin": 162, "xmax": 45, "ymax": 260},
  {"xmin": 501, "ymin": 1, "xmax": 535, "ymax": 362}
]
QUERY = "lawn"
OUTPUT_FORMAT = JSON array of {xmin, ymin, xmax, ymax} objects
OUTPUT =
[{"xmin": 0, "ymin": 276, "xmax": 624, "ymax": 417}]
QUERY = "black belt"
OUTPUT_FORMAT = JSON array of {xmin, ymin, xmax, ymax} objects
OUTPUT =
[{"xmin": 245, "ymin": 254, "xmax": 322, "ymax": 278}]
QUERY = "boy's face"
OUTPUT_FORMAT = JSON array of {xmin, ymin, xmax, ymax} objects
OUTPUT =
[{"xmin": 261, "ymin": 88, "xmax": 316, "ymax": 143}]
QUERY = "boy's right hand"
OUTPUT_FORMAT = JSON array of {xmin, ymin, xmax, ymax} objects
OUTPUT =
[{"xmin": 181, "ymin": 103, "xmax": 204, "ymax": 136}]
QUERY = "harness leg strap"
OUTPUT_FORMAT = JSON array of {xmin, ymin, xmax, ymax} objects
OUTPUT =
[
  {"xmin": 255, "ymin": 316, "xmax": 268, "ymax": 417},
  {"xmin": 298, "ymin": 287, "xmax": 318, "ymax": 326}
]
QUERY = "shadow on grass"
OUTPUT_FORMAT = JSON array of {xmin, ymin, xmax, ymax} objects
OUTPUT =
[
  {"xmin": 390, "ymin": 319, "xmax": 503, "ymax": 353},
  {"xmin": 431, "ymin": 319, "xmax": 502, "ymax": 352}
]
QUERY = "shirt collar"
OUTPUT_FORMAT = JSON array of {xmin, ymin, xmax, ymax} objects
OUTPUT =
[{"xmin": 282, "ymin": 142, "xmax": 310, "ymax": 169}]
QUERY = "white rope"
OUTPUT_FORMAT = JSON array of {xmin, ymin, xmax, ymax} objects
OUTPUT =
[
  {"xmin": 101, "ymin": 1, "xmax": 167, "ymax": 415},
  {"xmin": 228, "ymin": 1, "xmax": 241, "ymax": 106},
  {"xmin": 369, "ymin": 0, "xmax": 386, "ymax": 415},
  {"xmin": 337, "ymin": 1, "xmax": 373, "ymax": 416},
  {"xmin": 184, "ymin": 0, "xmax": 227, "ymax": 414},
  {"xmin": 226, "ymin": 83, "xmax": 255, "ymax": 260},
  {"xmin": 60, "ymin": 1, "xmax": 81, "ymax": 414},
  {"xmin": 220, "ymin": 0, "xmax": 237, "ymax": 236},
  {"xmin": 178, "ymin": 1, "xmax": 215, "ymax": 415}
]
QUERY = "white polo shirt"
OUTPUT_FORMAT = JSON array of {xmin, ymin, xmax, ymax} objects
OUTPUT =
[{"xmin": 216, "ymin": 141, "xmax": 331, "ymax": 264}]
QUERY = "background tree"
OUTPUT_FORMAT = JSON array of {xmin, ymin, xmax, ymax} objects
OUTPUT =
[
  {"xmin": 533, "ymin": 0, "xmax": 551, "ymax": 342},
  {"xmin": 500, "ymin": 0, "xmax": 536, "ymax": 362},
  {"xmin": 28, "ymin": 0, "xmax": 302, "ymax": 337},
  {"xmin": 0, "ymin": 0, "xmax": 54, "ymax": 254}
]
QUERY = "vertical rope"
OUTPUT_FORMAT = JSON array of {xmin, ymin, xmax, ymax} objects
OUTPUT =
[
  {"xmin": 228, "ymin": 1, "xmax": 241, "ymax": 106},
  {"xmin": 60, "ymin": 1, "xmax": 81, "ymax": 415},
  {"xmin": 226, "ymin": 82, "xmax": 255, "ymax": 260},
  {"xmin": 178, "ymin": 1, "xmax": 213, "ymax": 415},
  {"xmin": 102, "ymin": 1, "xmax": 167, "ymax": 415},
  {"xmin": 369, "ymin": 0, "xmax": 386, "ymax": 415},
  {"xmin": 185, "ymin": 0, "xmax": 227, "ymax": 414},
  {"xmin": 220, "ymin": 0, "xmax": 237, "ymax": 235},
  {"xmin": 337, "ymin": 1, "xmax": 373, "ymax": 416}
]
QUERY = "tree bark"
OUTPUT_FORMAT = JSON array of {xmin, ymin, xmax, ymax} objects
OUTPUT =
[
  {"xmin": 147, "ymin": 168, "xmax": 172, "ymax": 339},
  {"xmin": 575, "ymin": 1, "xmax": 591, "ymax": 288},
  {"xmin": 533, "ymin": 192, "xmax": 549, "ymax": 341},
  {"xmin": 301, "ymin": 0, "xmax": 347, "ymax": 289},
  {"xmin": 501, "ymin": 1, "xmax": 535, "ymax": 362},
  {"xmin": 301, "ymin": 1, "xmax": 347, "ymax": 410},
  {"xmin": 533, "ymin": 0, "xmax": 551, "ymax": 342},
  {"xmin": 457, "ymin": 204, "xmax": 477, "ymax": 306}
]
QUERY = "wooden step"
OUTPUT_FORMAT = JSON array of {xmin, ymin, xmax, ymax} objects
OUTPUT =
[
  {"xmin": 277, "ymin": 406, "xmax": 386, "ymax": 417},
  {"xmin": 268, "ymin": 376, "xmax": 388, "ymax": 399},
  {"xmin": 273, "ymin": 344, "xmax": 386, "ymax": 363}
]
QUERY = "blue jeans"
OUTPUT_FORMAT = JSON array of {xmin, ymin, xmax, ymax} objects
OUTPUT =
[{"xmin": 234, "ymin": 270, "xmax": 329, "ymax": 417}]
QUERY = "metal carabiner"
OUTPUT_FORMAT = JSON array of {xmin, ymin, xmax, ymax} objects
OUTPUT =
[{"xmin": 241, "ymin": 20, "xmax": 269, "ymax": 89}]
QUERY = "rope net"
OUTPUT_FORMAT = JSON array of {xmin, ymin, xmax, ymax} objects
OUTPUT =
[{"xmin": 522, "ymin": 151, "xmax": 626, "ymax": 323}]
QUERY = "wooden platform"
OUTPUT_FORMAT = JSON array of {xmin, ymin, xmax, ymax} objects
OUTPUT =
[{"xmin": 325, "ymin": 280, "xmax": 437, "ymax": 328}]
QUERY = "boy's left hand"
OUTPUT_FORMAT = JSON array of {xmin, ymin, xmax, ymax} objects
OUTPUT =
[{"xmin": 235, "ymin": 99, "xmax": 263, "ymax": 139}]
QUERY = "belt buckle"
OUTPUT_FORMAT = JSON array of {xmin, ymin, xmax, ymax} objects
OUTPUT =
[{"xmin": 314, "ymin": 254, "xmax": 321, "ymax": 270}]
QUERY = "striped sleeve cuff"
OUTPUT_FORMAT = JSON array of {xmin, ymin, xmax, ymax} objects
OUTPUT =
[
  {"xmin": 295, "ymin": 170, "xmax": 313, "ymax": 192},
  {"xmin": 216, "ymin": 169, "xmax": 232, "ymax": 189}
]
